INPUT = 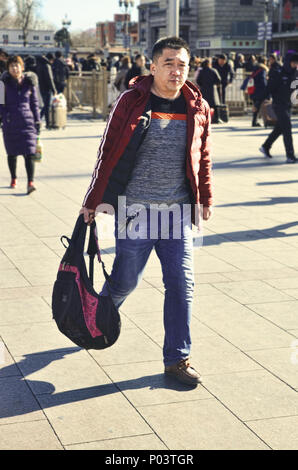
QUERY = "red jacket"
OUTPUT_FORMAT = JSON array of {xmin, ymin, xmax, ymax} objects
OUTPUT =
[{"xmin": 83, "ymin": 75, "xmax": 213, "ymax": 213}]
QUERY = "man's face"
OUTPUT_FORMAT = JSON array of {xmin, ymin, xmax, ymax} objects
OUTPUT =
[
  {"xmin": 218, "ymin": 58, "xmax": 226, "ymax": 67},
  {"xmin": 150, "ymin": 48, "xmax": 189, "ymax": 94},
  {"xmin": 136, "ymin": 56, "xmax": 146, "ymax": 68},
  {"xmin": 290, "ymin": 61, "xmax": 298, "ymax": 69}
]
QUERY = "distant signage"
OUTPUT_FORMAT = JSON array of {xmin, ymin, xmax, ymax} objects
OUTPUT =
[
  {"xmin": 258, "ymin": 22, "xmax": 272, "ymax": 40},
  {"xmin": 198, "ymin": 40, "xmax": 211, "ymax": 48}
]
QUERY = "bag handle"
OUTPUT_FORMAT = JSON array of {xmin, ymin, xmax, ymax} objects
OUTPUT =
[{"xmin": 63, "ymin": 214, "xmax": 109, "ymax": 287}]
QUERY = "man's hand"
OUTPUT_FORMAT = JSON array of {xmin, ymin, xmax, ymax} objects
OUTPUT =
[
  {"xmin": 79, "ymin": 207, "xmax": 95, "ymax": 225},
  {"xmin": 202, "ymin": 206, "xmax": 213, "ymax": 221}
]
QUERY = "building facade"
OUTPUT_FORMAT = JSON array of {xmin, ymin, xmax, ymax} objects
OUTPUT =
[
  {"xmin": 0, "ymin": 29, "xmax": 54, "ymax": 48},
  {"xmin": 270, "ymin": 0, "xmax": 298, "ymax": 55},
  {"xmin": 138, "ymin": 0, "xmax": 298, "ymax": 56},
  {"xmin": 96, "ymin": 14, "xmax": 138, "ymax": 49},
  {"xmin": 139, "ymin": 0, "xmax": 198, "ymax": 56}
]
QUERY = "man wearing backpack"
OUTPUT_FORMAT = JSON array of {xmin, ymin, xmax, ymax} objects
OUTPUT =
[
  {"xmin": 52, "ymin": 51, "xmax": 69, "ymax": 94},
  {"xmin": 259, "ymin": 51, "xmax": 298, "ymax": 163},
  {"xmin": 80, "ymin": 37, "xmax": 213, "ymax": 387}
]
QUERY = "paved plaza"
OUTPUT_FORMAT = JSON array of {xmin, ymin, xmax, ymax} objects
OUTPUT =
[{"xmin": 0, "ymin": 113, "xmax": 297, "ymax": 450}]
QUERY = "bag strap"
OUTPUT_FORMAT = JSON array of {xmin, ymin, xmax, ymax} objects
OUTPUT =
[
  {"xmin": 251, "ymin": 68, "xmax": 262, "ymax": 79},
  {"xmin": 63, "ymin": 214, "xmax": 110, "ymax": 287}
]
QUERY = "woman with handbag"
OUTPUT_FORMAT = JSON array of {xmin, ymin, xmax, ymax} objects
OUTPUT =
[{"xmin": 0, "ymin": 55, "xmax": 40, "ymax": 194}]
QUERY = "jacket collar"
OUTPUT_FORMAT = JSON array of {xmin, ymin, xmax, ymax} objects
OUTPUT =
[{"xmin": 130, "ymin": 74, "xmax": 203, "ymax": 111}]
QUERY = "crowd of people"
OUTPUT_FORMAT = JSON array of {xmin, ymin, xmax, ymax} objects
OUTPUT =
[{"xmin": 0, "ymin": 45, "xmax": 297, "ymax": 197}]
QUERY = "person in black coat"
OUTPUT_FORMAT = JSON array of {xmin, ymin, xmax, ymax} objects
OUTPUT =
[
  {"xmin": 124, "ymin": 54, "xmax": 149, "ymax": 89},
  {"xmin": 250, "ymin": 57, "xmax": 268, "ymax": 127},
  {"xmin": 52, "ymin": 51, "xmax": 69, "ymax": 94},
  {"xmin": 196, "ymin": 58, "xmax": 221, "ymax": 123},
  {"xmin": 260, "ymin": 52, "xmax": 298, "ymax": 163},
  {"xmin": 36, "ymin": 53, "xmax": 57, "ymax": 129},
  {"xmin": 213, "ymin": 53, "xmax": 234, "ymax": 104}
]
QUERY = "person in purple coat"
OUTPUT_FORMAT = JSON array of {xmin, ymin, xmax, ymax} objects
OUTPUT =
[{"xmin": 0, "ymin": 55, "xmax": 40, "ymax": 194}]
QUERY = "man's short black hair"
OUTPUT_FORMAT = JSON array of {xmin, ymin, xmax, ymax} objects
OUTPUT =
[
  {"xmin": 46, "ymin": 52, "xmax": 54, "ymax": 61},
  {"xmin": 152, "ymin": 36, "xmax": 191, "ymax": 62},
  {"xmin": 55, "ymin": 50, "xmax": 62, "ymax": 58},
  {"xmin": 218, "ymin": 54, "xmax": 227, "ymax": 61}
]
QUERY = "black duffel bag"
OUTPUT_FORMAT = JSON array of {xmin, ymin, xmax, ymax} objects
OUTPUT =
[{"xmin": 52, "ymin": 214, "xmax": 121, "ymax": 350}]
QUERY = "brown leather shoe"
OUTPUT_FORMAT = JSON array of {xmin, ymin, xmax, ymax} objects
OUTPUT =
[{"xmin": 165, "ymin": 358, "xmax": 202, "ymax": 386}]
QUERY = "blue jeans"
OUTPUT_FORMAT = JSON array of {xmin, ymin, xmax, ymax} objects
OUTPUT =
[{"xmin": 100, "ymin": 205, "xmax": 194, "ymax": 366}]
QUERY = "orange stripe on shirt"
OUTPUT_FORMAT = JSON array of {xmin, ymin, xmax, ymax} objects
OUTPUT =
[{"xmin": 151, "ymin": 112, "xmax": 187, "ymax": 121}]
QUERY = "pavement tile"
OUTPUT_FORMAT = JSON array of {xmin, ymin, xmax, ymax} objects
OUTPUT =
[
  {"xmin": 0, "ymin": 252, "xmax": 15, "ymax": 271},
  {"xmin": 0, "ymin": 322, "xmax": 76, "ymax": 356},
  {"xmin": 129, "ymin": 312, "xmax": 215, "ymax": 347},
  {"xmin": 193, "ymin": 294, "xmax": 295, "ymax": 351},
  {"xmin": 12, "ymin": 258, "xmax": 59, "ymax": 286},
  {"xmin": 89, "ymin": 328, "xmax": 162, "ymax": 366},
  {"xmin": 247, "ymin": 347, "xmax": 298, "ymax": 389},
  {"xmin": 246, "ymin": 416, "xmax": 298, "ymax": 450},
  {"xmin": 0, "ymin": 341, "xmax": 21, "ymax": 378},
  {"xmin": 247, "ymin": 301, "xmax": 298, "ymax": 330},
  {"xmin": 137, "ymin": 400, "xmax": 269, "ymax": 450},
  {"xmin": 0, "ymin": 376, "xmax": 45, "ymax": 424},
  {"xmin": 0, "ymin": 297, "xmax": 51, "ymax": 325},
  {"xmin": 103, "ymin": 361, "xmax": 212, "ymax": 407},
  {"xmin": 222, "ymin": 267, "xmax": 297, "ymax": 282},
  {"xmin": 0, "ymin": 285, "xmax": 53, "ymax": 301},
  {"xmin": 282, "ymin": 289, "xmax": 298, "ymax": 300},
  {"xmin": 264, "ymin": 277, "xmax": 298, "ymax": 289},
  {"xmin": 212, "ymin": 280, "xmax": 294, "ymax": 304},
  {"xmin": 204, "ymin": 370, "xmax": 298, "ymax": 421},
  {"xmin": 15, "ymin": 348, "xmax": 112, "ymax": 395},
  {"xmin": 1, "ymin": 243, "xmax": 58, "ymax": 262},
  {"xmin": 0, "ymin": 420, "xmax": 63, "ymax": 450},
  {"xmin": 0, "ymin": 269, "xmax": 30, "ymax": 289},
  {"xmin": 65, "ymin": 433, "xmax": 167, "ymax": 450},
  {"xmin": 191, "ymin": 336, "xmax": 262, "ymax": 376},
  {"xmin": 38, "ymin": 384, "xmax": 152, "ymax": 446}
]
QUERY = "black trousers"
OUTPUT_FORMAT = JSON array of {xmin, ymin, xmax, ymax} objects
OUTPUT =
[
  {"xmin": 252, "ymin": 99, "xmax": 262, "ymax": 125},
  {"xmin": 7, "ymin": 154, "xmax": 35, "ymax": 182},
  {"xmin": 263, "ymin": 105, "xmax": 295, "ymax": 159},
  {"xmin": 40, "ymin": 90, "xmax": 52, "ymax": 128}
]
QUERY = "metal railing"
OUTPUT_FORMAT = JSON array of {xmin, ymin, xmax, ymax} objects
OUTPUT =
[{"xmin": 66, "ymin": 68, "xmax": 297, "ymax": 119}]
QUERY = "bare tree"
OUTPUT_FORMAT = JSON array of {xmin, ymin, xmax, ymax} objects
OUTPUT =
[
  {"xmin": 14, "ymin": 0, "xmax": 41, "ymax": 46},
  {"xmin": 0, "ymin": 0, "xmax": 13, "ymax": 27}
]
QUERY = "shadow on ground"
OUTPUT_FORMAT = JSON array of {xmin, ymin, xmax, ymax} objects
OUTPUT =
[{"xmin": 0, "ymin": 347, "xmax": 196, "ymax": 419}]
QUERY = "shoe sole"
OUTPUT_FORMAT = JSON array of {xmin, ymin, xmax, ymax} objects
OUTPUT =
[{"xmin": 164, "ymin": 370, "xmax": 203, "ymax": 386}]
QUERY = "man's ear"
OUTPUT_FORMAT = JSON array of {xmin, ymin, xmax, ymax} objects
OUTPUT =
[{"xmin": 150, "ymin": 62, "xmax": 156, "ymax": 76}]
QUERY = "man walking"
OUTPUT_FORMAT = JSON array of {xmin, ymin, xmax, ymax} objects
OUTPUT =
[
  {"xmin": 52, "ymin": 51, "xmax": 69, "ymax": 94},
  {"xmin": 213, "ymin": 53, "xmax": 234, "ymax": 104},
  {"xmin": 260, "ymin": 52, "xmax": 298, "ymax": 163},
  {"xmin": 36, "ymin": 53, "xmax": 57, "ymax": 129},
  {"xmin": 80, "ymin": 37, "xmax": 213, "ymax": 386}
]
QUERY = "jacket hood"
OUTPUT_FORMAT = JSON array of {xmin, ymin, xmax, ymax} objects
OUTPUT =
[
  {"xmin": 0, "ymin": 70, "xmax": 37, "ymax": 87},
  {"xmin": 129, "ymin": 74, "xmax": 203, "ymax": 108}
]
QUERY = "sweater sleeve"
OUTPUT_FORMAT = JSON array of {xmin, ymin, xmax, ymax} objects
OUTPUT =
[{"xmin": 198, "ymin": 102, "xmax": 213, "ymax": 207}]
